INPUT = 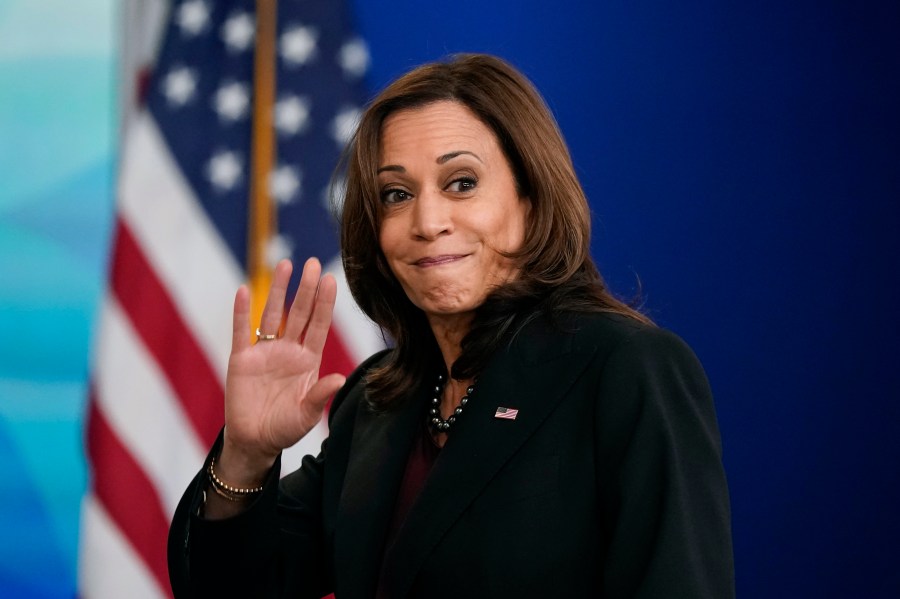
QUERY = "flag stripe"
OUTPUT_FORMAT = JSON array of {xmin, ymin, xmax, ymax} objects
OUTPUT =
[
  {"xmin": 118, "ymin": 113, "xmax": 241, "ymax": 380},
  {"xmin": 281, "ymin": 416, "xmax": 329, "ymax": 476},
  {"xmin": 321, "ymin": 327, "xmax": 358, "ymax": 381},
  {"xmin": 79, "ymin": 493, "xmax": 168, "ymax": 599},
  {"xmin": 94, "ymin": 294, "xmax": 207, "ymax": 515},
  {"xmin": 326, "ymin": 255, "xmax": 385, "ymax": 364},
  {"xmin": 86, "ymin": 398, "xmax": 173, "ymax": 596},
  {"xmin": 111, "ymin": 219, "xmax": 224, "ymax": 446}
]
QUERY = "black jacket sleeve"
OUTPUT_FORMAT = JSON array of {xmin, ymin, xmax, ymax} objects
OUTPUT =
[{"xmin": 166, "ymin": 350, "xmax": 388, "ymax": 598}]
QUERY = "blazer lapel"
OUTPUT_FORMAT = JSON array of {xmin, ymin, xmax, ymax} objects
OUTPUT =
[
  {"xmin": 333, "ymin": 384, "xmax": 428, "ymax": 598},
  {"xmin": 380, "ymin": 316, "xmax": 600, "ymax": 598}
]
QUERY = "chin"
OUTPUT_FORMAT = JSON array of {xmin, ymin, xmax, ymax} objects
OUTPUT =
[{"xmin": 418, "ymin": 297, "xmax": 479, "ymax": 319}]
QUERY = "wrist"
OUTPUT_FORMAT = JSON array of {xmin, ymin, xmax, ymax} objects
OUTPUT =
[
  {"xmin": 207, "ymin": 455, "xmax": 264, "ymax": 501},
  {"xmin": 218, "ymin": 430, "xmax": 277, "ymax": 488}
]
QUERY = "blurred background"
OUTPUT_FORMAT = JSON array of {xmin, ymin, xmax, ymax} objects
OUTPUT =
[{"xmin": 0, "ymin": 0, "xmax": 898, "ymax": 597}]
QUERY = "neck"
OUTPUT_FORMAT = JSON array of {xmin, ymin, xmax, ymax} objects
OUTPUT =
[{"xmin": 426, "ymin": 312, "xmax": 473, "ymax": 376}]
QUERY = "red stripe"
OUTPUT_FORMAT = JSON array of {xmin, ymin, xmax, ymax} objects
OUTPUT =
[
  {"xmin": 322, "ymin": 325, "xmax": 358, "ymax": 378},
  {"xmin": 86, "ymin": 391, "xmax": 174, "ymax": 597},
  {"xmin": 110, "ymin": 219, "xmax": 223, "ymax": 446},
  {"xmin": 137, "ymin": 65, "xmax": 153, "ymax": 105}
]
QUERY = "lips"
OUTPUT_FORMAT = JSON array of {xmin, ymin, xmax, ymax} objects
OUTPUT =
[{"xmin": 413, "ymin": 254, "xmax": 467, "ymax": 267}]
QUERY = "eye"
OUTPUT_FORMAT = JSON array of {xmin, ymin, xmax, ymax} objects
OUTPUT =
[
  {"xmin": 446, "ymin": 176, "xmax": 477, "ymax": 193},
  {"xmin": 381, "ymin": 187, "xmax": 412, "ymax": 204}
]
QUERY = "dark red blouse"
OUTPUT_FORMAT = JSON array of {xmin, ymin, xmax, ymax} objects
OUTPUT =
[{"xmin": 377, "ymin": 422, "xmax": 441, "ymax": 596}]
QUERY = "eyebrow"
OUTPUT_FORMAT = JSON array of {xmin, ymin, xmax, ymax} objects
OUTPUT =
[
  {"xmin": 437, "ymin": 150, "xmax": 482, "ymax": 164},
  {"xmin": 376, "ymin": 150, "xmax": 483, "ymax": 174}
]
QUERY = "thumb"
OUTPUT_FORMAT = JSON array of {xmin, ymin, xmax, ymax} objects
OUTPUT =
[{"xmin": 303, "ymin": 373, "xmax": 347, "ymax": 414}]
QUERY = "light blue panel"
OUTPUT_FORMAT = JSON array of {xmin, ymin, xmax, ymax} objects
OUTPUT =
[
  {"xmin": 0, "ymin": 378, "xmax": 88, "ymax": 584},
  {"xmin": 0, "ymin": 414, "xmax": 73, "ymax": 598},
  {"xmin": 0, "ymin": 1, "xmax": 116, "ymax": 596},
  {"xmin": 0, "ymin": 157, "xmax": 114, "ymax": 382},
  {"xmin": 0, "ymin": 57, "xmax": 115, "ymax": 208}
]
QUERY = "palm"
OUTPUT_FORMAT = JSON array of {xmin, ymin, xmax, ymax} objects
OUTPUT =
[
  {"xmin": 227, "ymin": 340, "xmax": 322, "ymax": 452},
  {"xmin": 222, "ymin": 259, "xmax": 346, "ymax": 470}
]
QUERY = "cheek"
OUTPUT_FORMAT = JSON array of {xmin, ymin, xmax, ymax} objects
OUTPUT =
[
  {"xmin": 378, "ymin": 220, "xmax": 399, "ymax": 261},
  {"xmin": 481, "ymin": 202, "xmax": 528, "ymax": 279},
  {"xmin": 511, "ymin": 211, "xmax": 527, "ymax": 245},
  {"xmin": 496, "ymin": 204, "xmax": 528, "ymax": 249},
  {"xmin": 377, "ymin": 222, "xmax": 411, "ymax": 286}
]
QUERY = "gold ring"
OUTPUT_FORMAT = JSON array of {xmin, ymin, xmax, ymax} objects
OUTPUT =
[{"xmin": 255, "ymin": 327, "xmax": 277, "ymax": 341}]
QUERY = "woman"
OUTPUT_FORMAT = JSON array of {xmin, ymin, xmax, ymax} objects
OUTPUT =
[{"xmin": 168, "ymin": 54, "xmax": 734, "ymax": 598}]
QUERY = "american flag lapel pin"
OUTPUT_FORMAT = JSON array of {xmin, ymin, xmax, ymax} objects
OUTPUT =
[{"xmin": 494, "ymin": 406, "xmax": 519, "ymax": 420}]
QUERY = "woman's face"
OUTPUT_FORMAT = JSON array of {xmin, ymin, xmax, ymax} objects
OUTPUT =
[{"xmin": 377, "ymin": 100, "xmax": 530, "ymax": 323}]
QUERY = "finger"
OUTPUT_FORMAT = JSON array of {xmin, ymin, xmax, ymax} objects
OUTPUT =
[
  {"xmin": 232, "ymin": 285, "xmax": 251, "ymax": 353},
  {"xmin": 301, "ymin": 273, "xmax": 337, "ymax": 356},
  {"xmin": 301, "ymin": 373, "xmax": 347, "ymax": 414},
  {"xmin": 259, "ymin": 259, "xmax": 293, "ymax": 337},
  {"xmin": 283, "ymin": 257, "xmax": 322, "ymax": 341}
]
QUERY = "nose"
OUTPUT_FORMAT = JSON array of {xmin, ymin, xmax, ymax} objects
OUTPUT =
[{"xmin": 410, "ymin": 188, "xmax": 452, "ymax": 240}]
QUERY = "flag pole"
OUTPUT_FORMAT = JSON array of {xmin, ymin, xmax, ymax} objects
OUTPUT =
[{"xmin": 248, "ymin": 0, "xmax": 278, "ymax": 341}]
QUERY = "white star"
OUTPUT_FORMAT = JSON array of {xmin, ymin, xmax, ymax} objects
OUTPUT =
[
  {"xmin": 176, "ymin": 0, "xmax": 210, "ymax": 36},
  {"xmin": 331, "ymin": 106, "xmax": 361, "ymax": 146},
  {"xmin": 269, "ymin": 165, "xmax": 303, "ymax": 204},
  {"xmin": 222, "ymin": 12, "xmax": 255, "ymax": 52},
  {"xmin": 280, "ymin": 25, "xmax": 318, "ymax": 66},
  {"xmin": 213, "ymin": 81, "xmax": 250, "ymax": 122},
  {"xmin": 162, "ymin": 66, "xmax": 198, "ymax": 106},
  {"xmin": 206, "ymin": 151, "xmax": 243, "ymax": 191},
  {"xmin": 266, "ymin": 234, "xmax": 294, "ymax": 267},
  {"xmin": 338, "ymin": 38, "xmax": 369, "ymax": 78},
  {"xmin": 274, "ymin": 95, "xmax": 311, "ymax": 136}
]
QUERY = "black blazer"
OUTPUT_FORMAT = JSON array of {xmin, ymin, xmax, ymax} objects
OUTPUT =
[{"xmin": 169, "ymin": 312, "xmax": 734, "ymax": 598}]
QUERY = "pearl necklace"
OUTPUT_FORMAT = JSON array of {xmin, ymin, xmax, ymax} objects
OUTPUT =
[{"xmin": 429, "ymin": 374, "xmax": 474, "ymax": 433}]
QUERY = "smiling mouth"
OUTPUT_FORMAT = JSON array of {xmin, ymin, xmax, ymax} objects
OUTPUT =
[{"xmin": 413, "ymin": 254, "xmax": 467, "ymax": 267}]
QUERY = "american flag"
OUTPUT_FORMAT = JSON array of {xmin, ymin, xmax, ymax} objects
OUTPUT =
[
  {"xmin": 494, "ymin": 407, "xmax": 520, "ymax": 420},
  {"xmin": 79, "ymin": 1, "xmax": 381, "ymax": 596}
]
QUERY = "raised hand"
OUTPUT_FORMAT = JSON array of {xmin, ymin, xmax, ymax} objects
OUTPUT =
[{"xmin": 217, "ymin": 258, "xmax": 347, "ymax": 488}]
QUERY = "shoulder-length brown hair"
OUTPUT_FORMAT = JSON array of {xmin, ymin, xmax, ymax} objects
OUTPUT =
[{"xmin": 339, "ymin": 53, "xmax": 650, "ymax": 409}]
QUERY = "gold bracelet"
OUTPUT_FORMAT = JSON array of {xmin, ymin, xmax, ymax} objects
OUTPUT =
[
  {"xmin": 207, "ymin": 455, "xmax": 264, "ymax": 501},
  {"xmin": 208, "ymin": 480, "xmax": 246, "ymax": 502}
]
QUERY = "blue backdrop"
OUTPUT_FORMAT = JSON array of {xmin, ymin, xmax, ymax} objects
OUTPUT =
[{"xmin": 0, "ymin": 0, "xmax": 897, "ymax": 597}]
